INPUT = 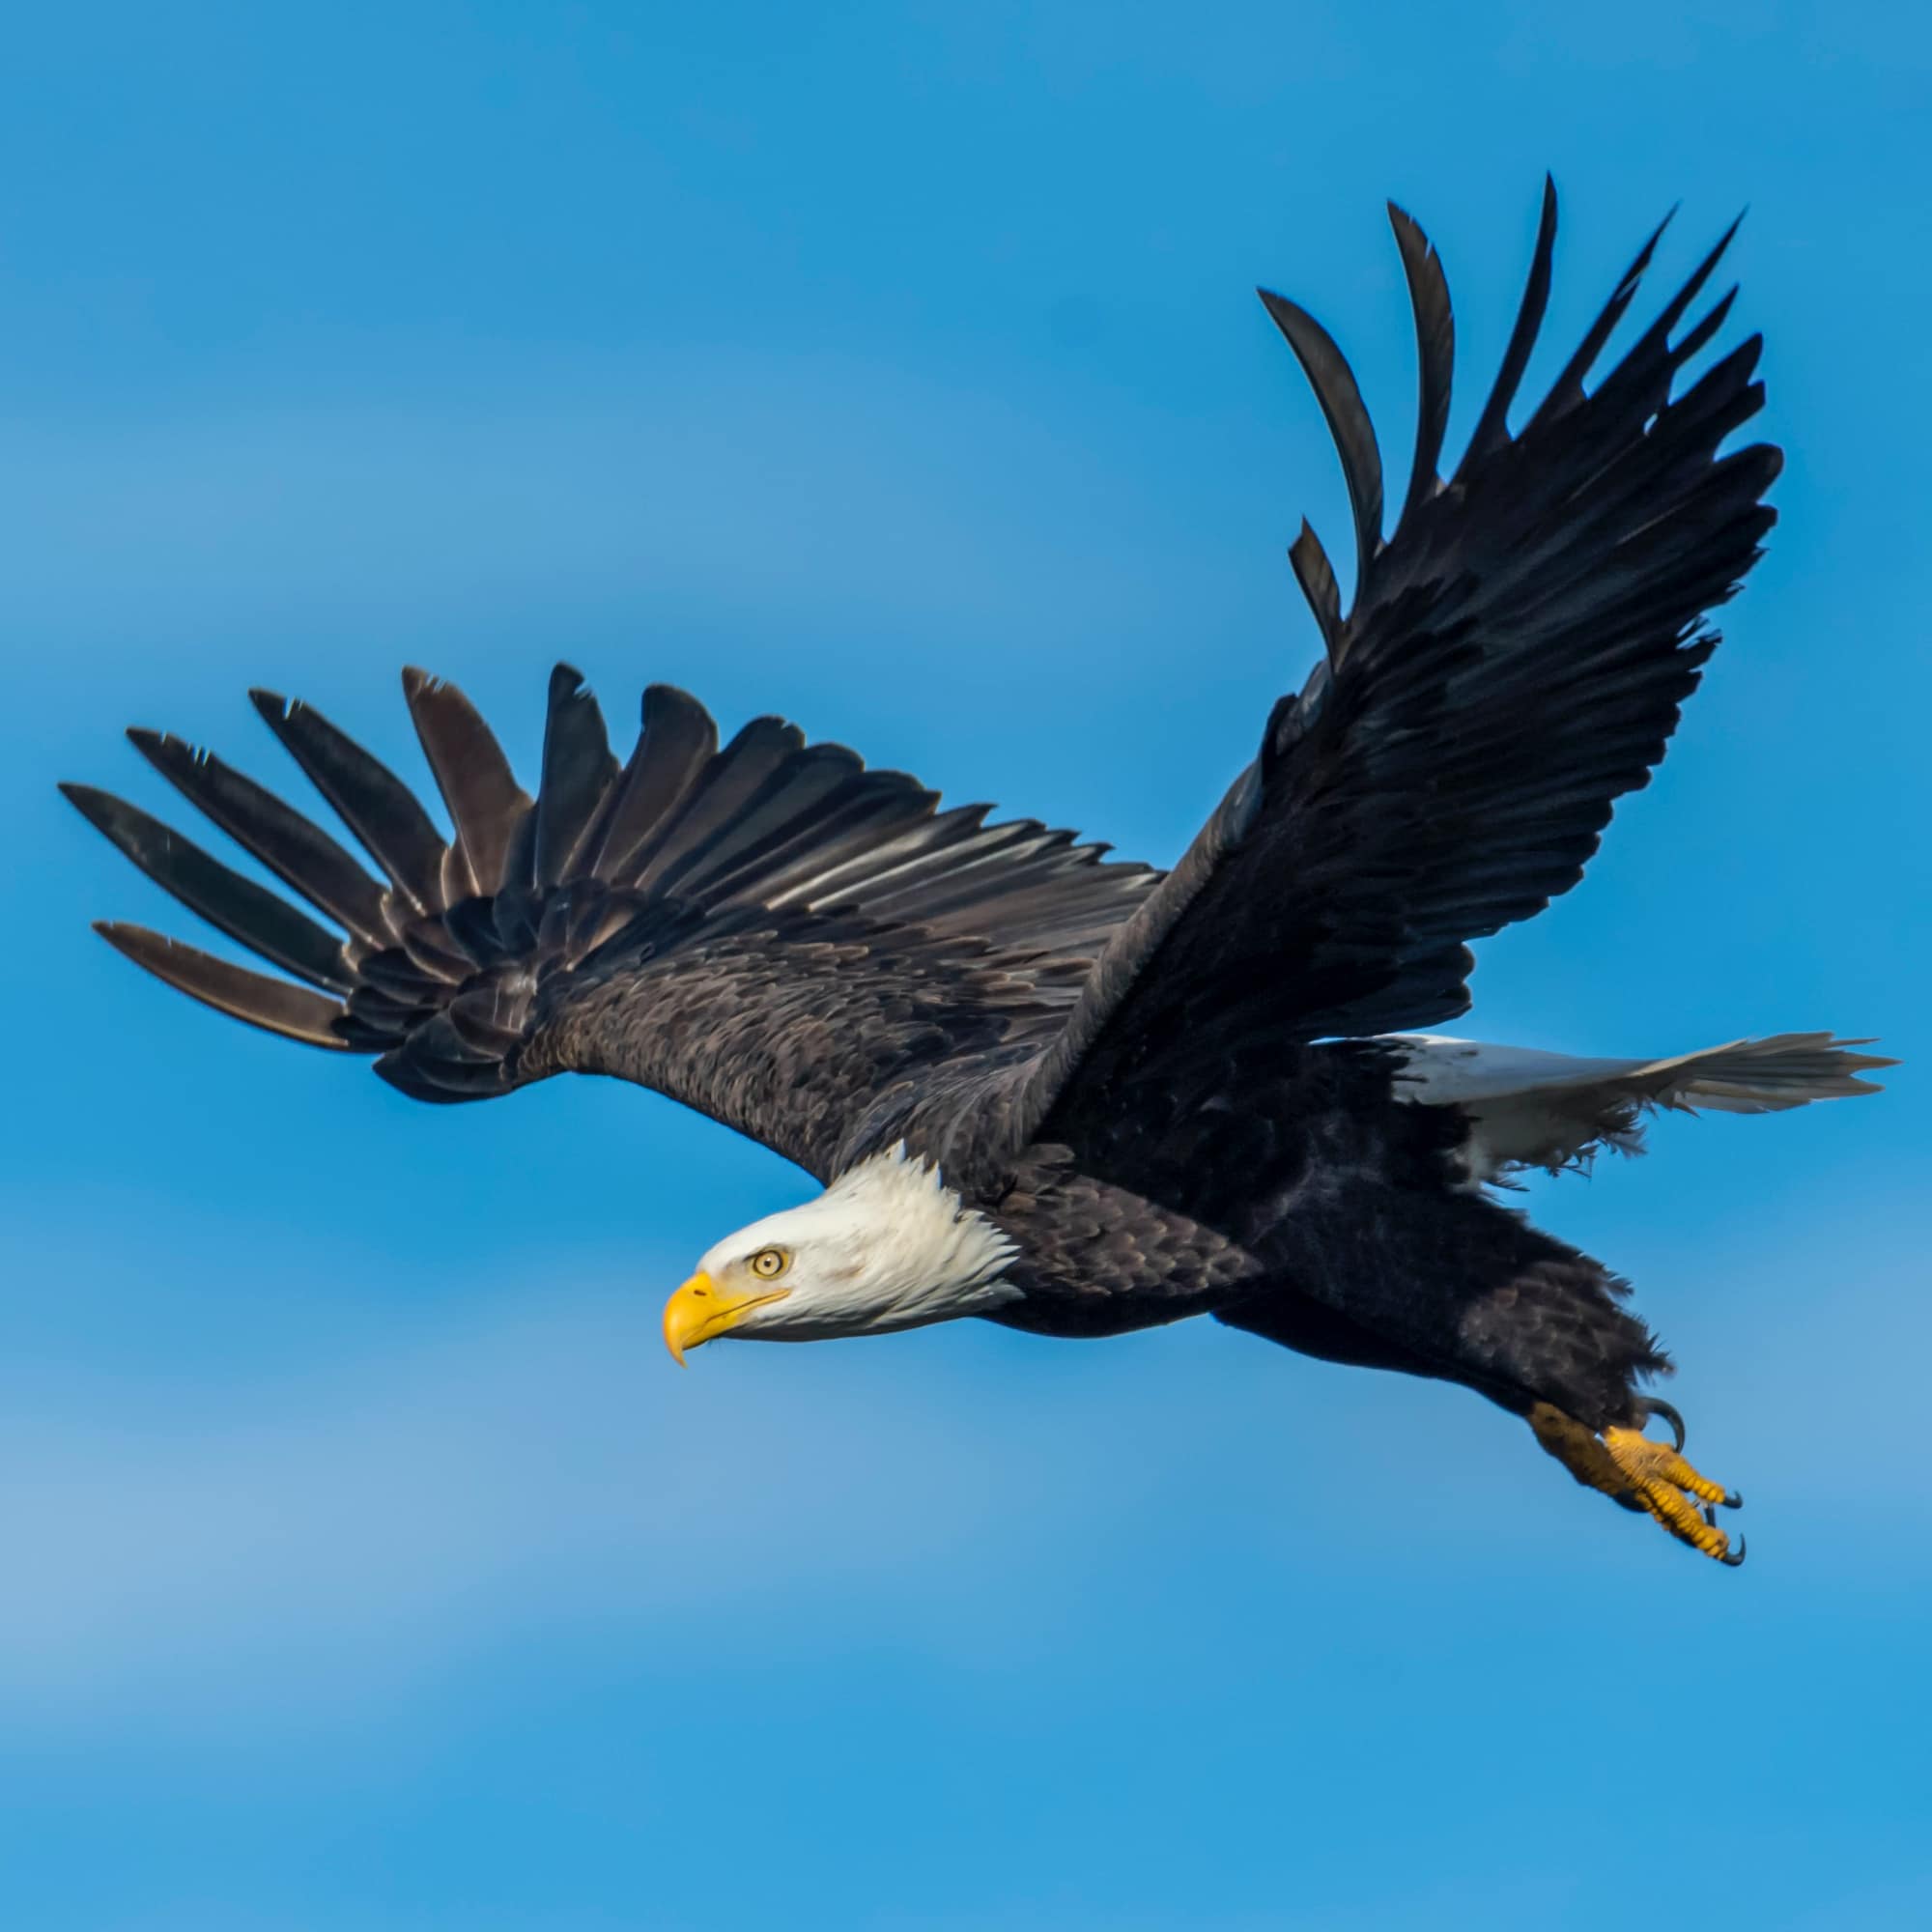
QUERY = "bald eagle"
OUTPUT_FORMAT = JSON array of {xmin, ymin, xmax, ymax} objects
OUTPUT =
[{"xmin": 64, "ymin": 184, "xmax": 1891, "ymax": 1567}]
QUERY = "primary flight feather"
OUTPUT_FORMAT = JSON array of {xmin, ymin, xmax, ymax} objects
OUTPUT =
[{"xmin": 66, "ymin": 183, "xmax": 1893, "ymax": 1565}]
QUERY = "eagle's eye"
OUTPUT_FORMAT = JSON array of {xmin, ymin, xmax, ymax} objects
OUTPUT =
[{"xmin": 749, "ymin": 1246, "xmax": 790, "ymax": 1281}]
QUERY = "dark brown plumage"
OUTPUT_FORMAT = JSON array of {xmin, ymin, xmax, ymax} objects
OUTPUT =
[{"xmin": 68, "ymin": 184, "xmax": 1875, "ymax": 1564}]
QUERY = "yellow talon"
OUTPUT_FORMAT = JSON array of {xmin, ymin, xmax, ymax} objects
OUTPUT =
[
  {"xmin": 1529, "ymin": 1402, "xmax": 1745, "ymax": 1566},
  {"xmin": 1602, "ymin": 1427, "xmax": 1732, "ymax": 1507}
]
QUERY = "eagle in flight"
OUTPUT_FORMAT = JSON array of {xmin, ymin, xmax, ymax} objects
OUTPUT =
[{"xmin": 65, "ymin": 184, "xmax": 1892, "ymax": 1566}]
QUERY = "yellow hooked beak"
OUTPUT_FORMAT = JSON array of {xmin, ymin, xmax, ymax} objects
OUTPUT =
[{"xmin": 662, "ymin": 1270, "xmax": 792, "ymax": 1365}]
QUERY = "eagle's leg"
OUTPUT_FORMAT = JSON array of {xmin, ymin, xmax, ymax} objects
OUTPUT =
[{"xmin": 1528, "ymin": 1399, "xmax": 1745, "ymax": 1564}]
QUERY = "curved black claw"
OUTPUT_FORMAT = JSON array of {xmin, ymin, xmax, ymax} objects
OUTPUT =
[
  {"xmin": 1639, "ymin": 1396, "xmax": 1688, "ymax": 1452},
  {"xmin": 1719, "ymin": 1534, "xmax": 1747, "ymax": 1568},
  {"xmin": 1722, "ymin": 1488, "xmax": 1744, "ymax": 1510}
]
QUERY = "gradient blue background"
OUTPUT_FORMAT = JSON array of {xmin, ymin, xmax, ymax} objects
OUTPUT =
[{"xmin": 3, "ymin": 5, "xmax": 1926, "ymax": 1927}]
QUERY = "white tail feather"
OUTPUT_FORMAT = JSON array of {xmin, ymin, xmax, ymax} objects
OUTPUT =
[
  {"xmin": 1623, "ymin": 1034, "xmax": 1895, "ymax": 1113},
  {"xmin": 1384, "ymin": 1031, "xmax": 1895, "ymax": 1182}
]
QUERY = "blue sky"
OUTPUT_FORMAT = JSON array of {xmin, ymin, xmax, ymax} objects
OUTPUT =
[{"xmin": 3, "ymin": 3, "xmax": 1928, "ymax": 1926}]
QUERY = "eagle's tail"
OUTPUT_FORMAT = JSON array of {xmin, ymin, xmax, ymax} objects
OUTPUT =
[
  {"xmin": 1382, "ymin": 1031, "xmax": 1896, "ymax": 1180},
  {"xmin": 1607, "ymin": 1034, "xmax": 1897, "ymax": 1114}
]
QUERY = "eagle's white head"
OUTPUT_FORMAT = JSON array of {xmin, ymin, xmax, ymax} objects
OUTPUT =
[{"xmin": 661, "ymin": 1144, "xmax": 1022, "ymax": 1361}]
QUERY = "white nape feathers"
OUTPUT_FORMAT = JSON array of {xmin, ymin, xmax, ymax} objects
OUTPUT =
[{"xmin": 697, "ymin": 1143, "xmax": 1023, "ymax": 1342}]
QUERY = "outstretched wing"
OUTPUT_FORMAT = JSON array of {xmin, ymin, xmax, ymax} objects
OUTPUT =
[
  {"xmin": 65, "ymin": 667, "xmax": 1155, "ymax": 1179},
  {"xmin": 1011, "ymin": 183, "xmax": 1781, "ymax": 1152}
]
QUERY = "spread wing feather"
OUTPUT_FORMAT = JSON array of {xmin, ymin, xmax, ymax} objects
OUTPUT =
[
  {"xmin": 69, "ymin": 667, "xmax": 1155, "ymax": 1178},
  {"xmin": 250, "ymin": 687, "xmax": 450, "ymax": 916},
  {"xmin": 92, "ymin": 923, "xmax": 357, "ymax": 1049},
  {"xmin": 1014, "ymin": 184, "xmax": 1782, "ymax": 1157},
  {"xmin": 58, "ymin": 785, "xmax": 358, "ymax": 992},
  {"xmin": 1388, "ymin": 202, "xmax": 1454, "ymax": 524},
  {"xmin": 401, "ymin": 668, "xmax": 530, "ymax": 898},
  {"xmin": 126, "ymin": 726, "xmax": 395, "ymax": 947}
]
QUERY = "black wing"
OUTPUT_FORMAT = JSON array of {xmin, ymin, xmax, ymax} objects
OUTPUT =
[
  {"xmin": 65, "ymin": 666, "xmax": 1155, "ymax": 1180},
  {"xmin": 1010, "ymin": 183, "xmax": 1781, "ymax": 1150}
]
